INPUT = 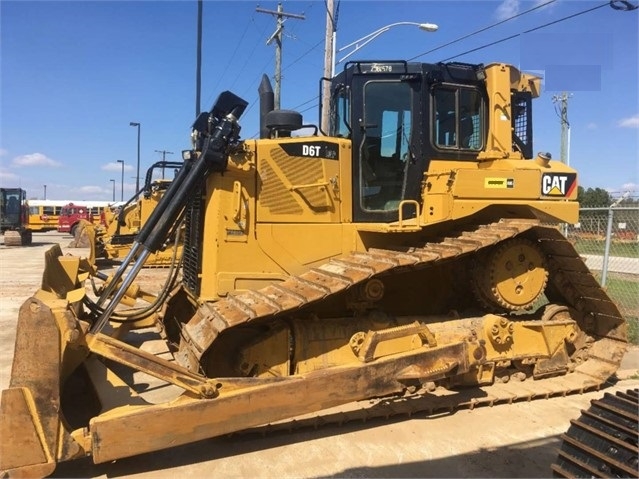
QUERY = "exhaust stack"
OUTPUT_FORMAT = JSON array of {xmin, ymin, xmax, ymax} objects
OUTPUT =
[{"xmin": 259, "ymin": 74, "xmax": 274, "ymax": 139}]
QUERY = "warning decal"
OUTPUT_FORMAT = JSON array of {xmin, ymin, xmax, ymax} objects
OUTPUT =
[
  {"xmin": 541, "ymin": 173, "xmax": 577, "ymax": 197},
  {"xmin": 485, "ymin": 178, "xmax": 514, "ymax": 189}
]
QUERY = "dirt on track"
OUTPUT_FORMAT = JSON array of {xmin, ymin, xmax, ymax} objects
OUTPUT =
[{"xmin": 1, "ymin": 231, "xmax": 637, "ymax": 479}]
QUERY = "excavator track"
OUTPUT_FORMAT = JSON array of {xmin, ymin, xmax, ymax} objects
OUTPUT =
[
  {"xmin": 551, "ymin": 388, "xmax": 638, "ymax": 478},
  {"xmin": 173, "ymin": 220, "xmax": 630, "ymax": 439}
]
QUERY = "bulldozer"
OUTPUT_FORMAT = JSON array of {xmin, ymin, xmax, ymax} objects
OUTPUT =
[
  {"xmin": 0, "ymin": 60, "xmax": 629, "ymax": 478},
  {"xmin": 0, "ymin": 188, "xmax": 32, "ymax": 247},
  {"xmin": 83, "ymin": 160, "xmax": 184, "ymax": 267}
]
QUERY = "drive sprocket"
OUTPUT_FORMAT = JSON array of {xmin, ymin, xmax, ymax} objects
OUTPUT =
[{"xmin": 471, "ymin": 237, "xmax": 548, "ymax": 311}]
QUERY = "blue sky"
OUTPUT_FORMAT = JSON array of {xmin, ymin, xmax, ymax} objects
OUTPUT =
[{"xmin": 1, "ymin": 0, "xmax": 637, "ymax": 201}]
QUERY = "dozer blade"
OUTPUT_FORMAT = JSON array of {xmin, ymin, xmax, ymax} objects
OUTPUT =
[
  {"xmin": 1, "ymin": 246, "xmax": 89, "ymax": 478},
  {"xmin": 0, "ymin": 299, "xmax": 67, "ymax": 478}
]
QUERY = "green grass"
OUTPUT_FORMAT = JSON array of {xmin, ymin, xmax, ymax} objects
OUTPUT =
[
  {"xmin": 573, "ymin": 238, "xmax": 639, "ymax": 258},
  {"xmin": 594, "ymin": 274, "xmax": 639, "ymax": 345},
  {"xmin": 628, "ymin": 317, "xmax": 639, "ymax": 345}
]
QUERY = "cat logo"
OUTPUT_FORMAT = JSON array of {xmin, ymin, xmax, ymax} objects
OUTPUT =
[{"xmin": 541, "ymin": 173, "xmax": 577, "ymax": 197}]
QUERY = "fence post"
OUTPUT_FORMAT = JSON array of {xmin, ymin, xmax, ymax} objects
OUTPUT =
[{"xmin": 601, "ymin": 206, "xmax": 614, "ymax": 286}]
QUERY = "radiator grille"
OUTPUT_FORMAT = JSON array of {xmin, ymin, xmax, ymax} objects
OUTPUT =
[
  {"xmin": 182, "ymin": 186, "xmax": 204, "ymax": 296},
  {"xmin": 259, "ymin": 147, "xmax": 328, "ymax": 214}
]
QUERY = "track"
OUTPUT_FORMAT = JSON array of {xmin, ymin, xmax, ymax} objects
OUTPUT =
[
  {"xmin": 552, "ymin": 388, "xmax": 638, "ymax": 478},
  {"xmin": 174, "ymin": 218, "xmax": 628, "ymax": 424}
]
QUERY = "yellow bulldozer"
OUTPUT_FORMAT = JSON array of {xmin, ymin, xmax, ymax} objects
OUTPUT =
[
  {"xmin": 0, "ymin": 61, "xmax": 629, "ymax": 478},
  {"xmin": 85, "ymin": 160, "xmax": 185, "ymax": 267}
]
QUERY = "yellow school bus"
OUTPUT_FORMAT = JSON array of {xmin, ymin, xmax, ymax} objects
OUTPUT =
[{"xmin": 27, "ymin": 200, "xmax": 67, "ymax": 232}]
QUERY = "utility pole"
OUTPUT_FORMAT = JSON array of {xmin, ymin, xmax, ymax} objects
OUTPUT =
[
  {"xmin": 195, "ymin": 0, "xmax": 203, "ymax": 117},
  {"xmin": 552, "ymin": 92, "xmax": 572, "ymax": 166},
  {"xmin": 321, "ymin": 0, "xmax": 337, "ymax": 134},
  {"xmin": 552, "ymin": 92, "xmax": 572, "ymax": 238},
  {"xmin": 256, "ymin": 3, "xmax": 305, "ymax": 109},
  {"xmin": 155, "ymin": 149, "xmax": 174, "ymax": 179},
  {"xmin": 155, "ymin": 149, "xmax": 174, "ymax": 161}
]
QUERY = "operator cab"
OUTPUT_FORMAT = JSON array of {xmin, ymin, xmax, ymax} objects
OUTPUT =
[
  {"xmin": 325, "ymin": 61, "xmax": 493, "ymax": 223},
  {"xmin": 0, "ymin": 188, "xmax": 27, "ymax": 231}
]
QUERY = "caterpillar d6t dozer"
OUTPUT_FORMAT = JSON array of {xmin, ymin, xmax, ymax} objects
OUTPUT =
[{"xmin": 0, "ymin": 61, "xmax": 628, "ymax": 477}]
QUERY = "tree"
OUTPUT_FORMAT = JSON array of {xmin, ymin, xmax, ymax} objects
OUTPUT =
[{"xmin": 578, "ymin": 187, "xmax": 612, "ymax": 207}]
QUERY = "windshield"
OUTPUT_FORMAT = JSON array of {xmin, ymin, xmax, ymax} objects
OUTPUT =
[{"xmin": 359, "ymin": 81, "xmax": 413, "ymax": 212}]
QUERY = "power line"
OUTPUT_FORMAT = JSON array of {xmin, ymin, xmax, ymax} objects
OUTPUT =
[
  {"xmin": 208, "ymin": 13, "xmax": 255, "ymax": 96},
  {"xmin": 202, "ymin": 12, "xmax": 265, "ymax": 110},
  {"xmin": 409, "ymin": 0, "xmax": 557, "ymax": 61},
  {"xmin": 238, "ymin": 37, "xmax": 323, "ymax": 107},
  {"xmin": 440, "ymin": 1, "xmax": 613, "ymax": 62},
  {"xmin": 228, "ymin": 16, "xmax": 270, "ymax": 92},
  {"xmin": 248, "ymin": 0, "xmax": 632, "ymax": 136},
  {"xmin": 283, "ymin": 0, "xmax": 564, "ymax": 124},
  {"xmin": 239, "ymin": 33, "xmax": 323, "ymax": 118},
  {"xmin": 256, "ymin": 3, "xmax": 306, "ymax": 109}
]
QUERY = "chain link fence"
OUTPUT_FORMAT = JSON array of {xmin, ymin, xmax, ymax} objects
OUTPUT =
[{"xmin": 566, "ymin": 206, "xmax": 639, "ymax": 343}]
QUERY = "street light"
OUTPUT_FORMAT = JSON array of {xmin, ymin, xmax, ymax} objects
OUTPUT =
[
  {"xmin": 43, "ymin": 185, "xmax": 47, "ymax": 200},
  {"xmin": 116, "ymin": 160, "xmax": 124, "ymax": 201},
  {"xmin": 129, "ymin": 122, "xmax": 141, "ymax": 194},
  {"xmin": 322, "ymin": 20, "xmax": 438, "ymax": 132},
  {"xmin": 334, "ymin": 22, "xmax": 438, "ymax": 75},
  {"xmin": 110, "ymin": 179, "xmax": 115, "ymax": 202}
]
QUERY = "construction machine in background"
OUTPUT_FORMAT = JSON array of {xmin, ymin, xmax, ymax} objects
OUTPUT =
[
  {"xmin": 0, "ymin": 188, "xmax": 32, "ymax": 246},
  {"xmin": 0, "ymin": 61, "xmax": 629, "ymax": 478},
  {"xmin": 85, "ymin": 160, "xmax": 184, "ymax": 266},
  {"xmin": 57, "ymin": 201, "xmax": 112, "ymax": 236}
]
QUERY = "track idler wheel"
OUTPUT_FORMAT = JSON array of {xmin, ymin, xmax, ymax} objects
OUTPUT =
[{"xmin": 472, "ymin": 237, "xmax": 548, "ymax": 312}]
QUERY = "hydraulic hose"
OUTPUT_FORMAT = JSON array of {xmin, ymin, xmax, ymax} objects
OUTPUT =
[{"xmin": 91, "ymin": 91, "xmax": 248, "ymax": 334}]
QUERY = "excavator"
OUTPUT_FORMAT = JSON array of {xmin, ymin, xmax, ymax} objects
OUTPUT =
[
  {"xmin": 0, "ymin": 188, "xmax": 32, "ymax": 247},
  {"xmin": 0, "ymin": 60, "xmax": 629, "ymax": 478}
]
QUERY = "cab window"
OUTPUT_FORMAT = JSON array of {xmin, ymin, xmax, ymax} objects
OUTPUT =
[
  {"xmin": 360, "ymin": 81, "xmax": 413, "ymax": 212},
  {"xmin": 334, "ymin": 87, "xmax": 350, "ymax": 138},
  {"xmin": 433, "ymin": 86, "xmax": 483, "ymax": 151}
]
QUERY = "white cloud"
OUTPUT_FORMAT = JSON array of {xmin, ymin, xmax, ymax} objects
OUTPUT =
[
  {"xmin": 0, "ymin": 148, "xmax": 8, "ymax": 157},
  {"xmin": 102, "ymin": 161, "xmax": 133, "ymax": 172},
  {"xmin": 0, "ymin": 170, "xmax": 19, "ymax": 181},
  {"xmin": 495, "ymin": 0, "xmax": 520, "ymax": 20},
  {"xmin": 622, "ymin": 183, "xmax": 637, "ymax": 192},
  {"xmin": 76, "ymin": 185, "xmax": 105, "ymax": 195},
  {"xmin": 12, "ymin": 153, "xmax": 62, "ymax": 167},
  {"xmin": 496, "ymin": 0, "xmax": 556, "ymax": 21},
  {"xmin": 586, "ymin": 122, "xmax": 597, "ymax": 130},
  {"xmin": 618, "ymin": 115, "xmax": 639, "ymax": 128}
]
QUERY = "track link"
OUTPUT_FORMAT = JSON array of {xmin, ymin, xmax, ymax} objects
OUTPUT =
[
  {"xmin": 552, "ymin": 388, "xmax": 639, "ymax": 478},
  {"xmin": 175, "ymin": 219, "xmax": 628, "ymax": 424}
]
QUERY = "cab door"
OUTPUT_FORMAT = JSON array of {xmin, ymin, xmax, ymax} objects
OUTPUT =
[{"xmin": 350, "ymin": 74, "xmax": 423, "ymax": 223}]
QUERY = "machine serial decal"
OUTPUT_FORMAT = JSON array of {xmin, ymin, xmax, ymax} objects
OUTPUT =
[
  {"xmin": 484, "ymin": 178, "xmax": 514, "ymax": 189},
  {"xmin": 280, "ymin": 142, "xmax": 339, "ymax": 160},
  {"xmin": 541, "ymin": 173, "xmax": 577, "ymax": 197}
]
